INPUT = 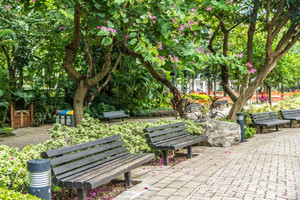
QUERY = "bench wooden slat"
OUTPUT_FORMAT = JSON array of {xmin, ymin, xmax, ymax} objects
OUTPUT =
[
  {"xmin": 147, "ymin": 126, "xmax": 187, "ymax": 137},
  {"xmin": 155, "ymin": 135, "xmax": 207, "ymax": 150},
  {"xmin": 63, "ymin": 154, "xmax": 139, "ymax": 189},
  {"xmin": 41, "ymin": 135, "xmax": 122, "ymax": 158},
  {"xmin": 51, "ymin": 140, "xmax": 125, "ymax": 166},
  {"xmin": 83, "ymin": 153, "xmax": 154, "ymax": 189},
  {"xmin": 152, "ymin": 133, "xmax": 191, "ymax": 146},
  {"xmin": 54, "ymin": 152, "xmax": 130, "ymax": 186},
  {"xmin": 52, "ymin": 146, "xmax": 127, "ymax": 176},
  {"xmin": 143, "ymin": 122, "xmax": 186, "ymax": 133},
  {"xmin": 150, "ymin": 130, "xmax": 190, "ymax": 143}
]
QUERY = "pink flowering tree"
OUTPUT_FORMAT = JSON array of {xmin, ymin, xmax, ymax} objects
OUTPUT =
[{"xmin": 195, "ymin": 0, "xmax": 300, "ymax": 119}]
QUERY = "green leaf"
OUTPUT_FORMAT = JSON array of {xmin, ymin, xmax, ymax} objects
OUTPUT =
[
  {"xmin": 102, "ymin": 37, "xmax": 113, "ymax": 46},
  {"xmin": 115, "ymin": 0, "xmax": 126, "ymax": 5},
  {"xmin": 94, "ymin": 3, "xmax": 101, "ymax": 9},
  {"xmin": 130, "ymin": 39, "xmax": 138, "ymax": 45}
]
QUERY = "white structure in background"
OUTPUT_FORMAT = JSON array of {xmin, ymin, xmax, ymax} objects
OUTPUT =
[{"xmin": 187, "ymin": 78, "xmax": 221, "ymax": 93}]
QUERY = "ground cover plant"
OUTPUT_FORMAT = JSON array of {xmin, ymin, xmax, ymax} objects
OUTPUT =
[{"xmin": 0, "ymin": 116, "xmax": 203, "ymax": 198}]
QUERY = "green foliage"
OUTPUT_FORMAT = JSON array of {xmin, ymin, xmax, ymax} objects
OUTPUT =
[
  {"xmin": 0, "ymin": 115, "xmax": 203, "ymax": 191},
  {"xmin": 244, "ymin": 126, "xmax": 256, "ymax": 139},
  {"xmin": 186, "ymin": 93, "xmax": 210, "ymax": 101},
  {"xmin": 0, "ymin": 188, "xmax": 40, "ymax": 200}
]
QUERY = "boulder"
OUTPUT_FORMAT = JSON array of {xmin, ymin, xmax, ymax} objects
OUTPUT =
[{"xmin": 201, "ymin": 119, "xmax": 241, "ymax": 147}]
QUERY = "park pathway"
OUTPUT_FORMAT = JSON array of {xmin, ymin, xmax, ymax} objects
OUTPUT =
[{"xmin": 115, "ymin": 128, "xmax": 300, "ymax": 200}]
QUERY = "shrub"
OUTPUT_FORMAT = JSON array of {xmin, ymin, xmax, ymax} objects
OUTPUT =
[
  {"xmin": 0, "ymin": 188, "xmax": 40, "ymax": 200},
  {"xmin": 187, "ymin": 93, "xmax": 210, "ymax": 101},
  {"xmin": 244, "ymin": 126, "xmax": 256, "ymax": 139}
]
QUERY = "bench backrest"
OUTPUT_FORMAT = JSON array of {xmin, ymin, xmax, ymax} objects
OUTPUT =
[
  {"xmin": 143, "ymin": 122, "xmax": 189, "ymax": 145},
  {"xmin": 103, "ymin": 110, "xmax": 126, "ymax": 118},
  {"xmin": 280, "ymin": 109, "xmax": 300, "ymax": 118},
  {"xmin": 216, "ymin": 100, "xmax": 228, "ymax": 105},
  {"xmin": 41, "ymin": 135, "xmax": 128, "ymax": 177},
  {"xmin": 250, "ymin": 112, "xmax": 279, "ymax": 124}
]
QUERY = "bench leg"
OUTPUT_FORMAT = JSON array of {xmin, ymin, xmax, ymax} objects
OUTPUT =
[
  {"xmin": 124, "ymin": 171, "xmax": 132, "ymax": 189},
  {"xmin": 122, "ymin": 117, "xmax": 124, "ymax": 121},
  {"xmin": 290, "ymin": 120, "xmax": 293, "ymax": 128},
  {"xmin": 187, "ymin": 146, "xmax": 192, "ymax": 159},
  {"xmin": 78, "ymin": 189, "xmax": 87, "ymax": 200},
  {"xmin": 276, "ymin": 125, "xmax": 279, "ymax": 131},
  {"xmin": 162, "ymin": 150, "xmax": 169, "ymax": 166},
  {"xmin": 260, "ymin": 126, "xmax": 264, "ymax": 134}
]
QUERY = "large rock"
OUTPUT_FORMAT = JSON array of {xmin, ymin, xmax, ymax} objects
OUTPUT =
[{"xmin": 201, "ymin": 119, "xmax": 241, "ymax": 147}]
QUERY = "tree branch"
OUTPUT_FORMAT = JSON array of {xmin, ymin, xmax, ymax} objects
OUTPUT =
[
  {"xmin": 208, "ymin": 23, "xmax": 221, "ymax": 54},
  {"xmin": 120, "ymin": 42, "xmax": 178, "ymax": 94},
  {"xmin": 276, "ymin": 30, "xmax": 300, "ymax": 59},
  {"xmin": 241, "ymin": 0, "xmax": 260, "ymax": 95},
  {"xmin": 270, "ymin": 0, "xmax": 284, "ymax": 30},
  {"xmin": 62, "ymin": 3, "xmax": 82, "ymax": 82},
  {"xmin": 81, "ymin": 32, "xmax": 94, "ymax": 79},
  {"xmin": 271, "ymin": 16, "xmax": 289, "ymax": 39},
  {"xmin": 88, "ymin": 53, "xmax": 123, "ymax": 107},
  {"xmin": 274, "ymin": 25, "xmax": 299, "ymax": 55}
]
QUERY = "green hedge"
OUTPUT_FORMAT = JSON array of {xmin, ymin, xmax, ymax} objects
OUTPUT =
[{"xmin": 0, "ymin": 188, "xmax": 40, "ymax": 200}]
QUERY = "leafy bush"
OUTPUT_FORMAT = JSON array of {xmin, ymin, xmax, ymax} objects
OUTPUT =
[
  {"xmin": 131, "ymin": 107, "xmax": 172, "ymax": 117},
  {"xmin": 186, "ymin": 93, "xmax": 210, "ymax": 101},
  {"xmin": 0, "ymin": 188, "xmax": 40, "ymax": 200},
  {"xmin": 244, "ymin": 126, "xmax": 256, "ymax": 139},
  {"xmin": 0, "ymin": 115, "xmax": 203, "ymax": 191}
]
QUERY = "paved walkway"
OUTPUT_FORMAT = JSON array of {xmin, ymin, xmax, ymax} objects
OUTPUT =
[{"xmin": 115, "ymin": 128, "xmax": 300, "ymax": 200}]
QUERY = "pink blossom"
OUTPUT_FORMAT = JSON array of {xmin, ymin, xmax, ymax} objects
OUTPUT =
[
  {"xmin": 111, "ymin": 29, "xmax": 117, "ymax": 34},
  {"xmin": 152, "ymin": 20, "xmax": 156, "ymax": 23},
  {"xmin": 190, "ymin": 8, "xmax": 195, "ymax": 12},
  {"xmin": 174, "ymin": 57, "xmax": 179, "ymax": 63},
  {"xmin": 32, "ymin": 0, "xmax": 36, "ymax": 2},
  {"xmin": 178, "ymin": 24, "xmax": 184, "ymax": 31},
  {"xmin": 10, "ymin": 158, "xmax": 13, "ymax": 160},
  {"xmin": 187, "ymin": 25, "xmax": 191, "ymax": 28},
  {"xmin": 197, "ymin": 47, "xmax": 203, "ymax": 53},
  {"xmin": 206, "ymin": 52, "xmax": 211, "ymax": 55},
  {"xmin": 158, "ymin": 55, "xmax": 165, "ymax": 62},
  {"xmin": 96, "ymin": 26, "xmax": 102, "ymax": 30},
  {"xmin": 189, "ymin": 20, "xmax": 194, "ymax": 24},
  {"xmin": 206, "ymin": 7, "xmax": 212, "ymax": 11},
  {"xmin": 102, "ymin": 130, "xmax": 105, "ymax": 133},
  {"xmin": 63, "ymin": 33, "xmax": 66, "ymax": 37},
  {"xmin": 5, "ymin": 5, "xmax": 12, "ymax": 10},
  {"xmin": 59, "ymin": 26, "xmax": 66, "ymax": 30},
  {"xmin": 169, "ymin": 54, "xmax": 173, "ymax": 59},
  {"xmin": 237, "ymin": 53, "xmax": 243, "ymax": 59},
  {"xmin": 125, "ymin": 35, "xmax": 129, "ymax": 39},
  {"xmin": 173, "ymin": 18, "xmax": 177, "ymax": 25},
  {"xmin": 194, "ymin": 32, "xmax": 198, "ymax": 36},
  {"xmin": 282, "ymin": 194, "xmax": 287, "ymax": 196},
  {"xmin": 248, "ymin": 68, "xmax": 257, "ymax": 74},
  {"xmin": 144, "ymin": 187, "xmax": 148, "ymax": 190},
  {"xmin": 157, "ymin": 42, "xmax": 163, "ymax": 50},
  {"xmin": 247, "ymin": 62, "xmax": 253, "ymax": 68}
]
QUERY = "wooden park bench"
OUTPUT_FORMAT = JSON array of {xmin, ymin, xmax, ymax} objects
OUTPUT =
[
  {"xmin": 41, "ymin": 135, "xmax": 154, "ymax": 200},
  {"xmin": 280, "ymin": 109, "xmax": 300, "ymax": 128},
  {"xmin": 103, "ymin": 110, "xmax": 129, "ymax": 122},
  {"xmin": 143, "ymin": 122, "xmax": 208, "ymax": 165},
  {"xmin": 250, "ymin": 112, "xmax": 290, "ymax": 134},
  {"xmin": 215, "ymin": 100, "xmax": 231, "ymax": 108},
  {"xmin": 187, "ymin": 103, "xmax": 202, "ymax": 112}
]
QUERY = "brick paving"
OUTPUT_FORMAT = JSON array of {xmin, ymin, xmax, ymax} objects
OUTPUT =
[{"xmin": 115, "ymin": 128, "xmax": 300, "ymax": 200}]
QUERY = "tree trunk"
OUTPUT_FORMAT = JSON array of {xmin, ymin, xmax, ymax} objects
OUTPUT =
[
  {"xmin": 73, "ymin": 80, "xmax": 89, "ymax": 126},
  {"xmin": 213, "ymin": 65, "xmax": 217, "ymax": 96},
  {"xmin": 268, "ymin": 85, "xmax": 272, "ymax": 106}
]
